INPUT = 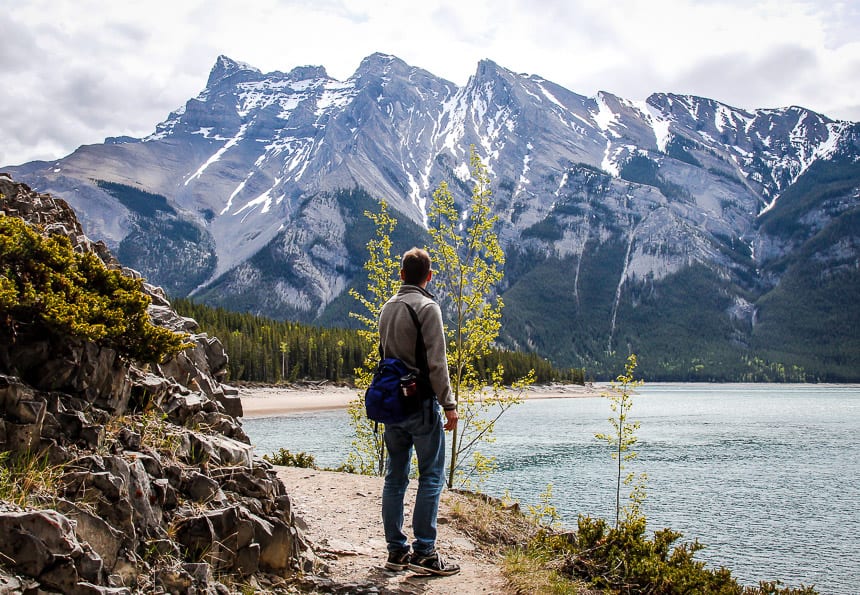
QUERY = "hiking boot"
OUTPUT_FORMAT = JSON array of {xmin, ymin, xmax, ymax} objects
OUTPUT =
[
  {"xmin": 384, "ymin": 549, "xmax": 411, "ymax": 571},
  {"xmin": 408, "ymin": 551, "xmax": 461, "ymax": 576}
]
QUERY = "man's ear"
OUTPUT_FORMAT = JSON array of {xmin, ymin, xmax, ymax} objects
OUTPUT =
[
  {"xmin": 426, "ymin": 270, "xmax": 433, "ymax": 283},
  {"xmin": 400, "ymin": 269, "xmax": 407, "ymax": 281}
]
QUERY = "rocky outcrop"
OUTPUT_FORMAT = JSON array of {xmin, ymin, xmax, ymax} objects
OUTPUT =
[{"xmin": 0, "ymin": 178, "xmax": 319, "ymax": 593}]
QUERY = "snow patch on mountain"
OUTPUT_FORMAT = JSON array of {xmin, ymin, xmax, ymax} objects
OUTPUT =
[
  {"xmin": 237, "ymin": 178, "xmax": 282, "ymax": 216},
  {"xmin": 594, "ymin": 93, "xmax": 620, "ymax": 138},
  {"xmin": 537, "ymin": 83, "xmax": 566, "ymax": 112},
  {"xmin": 186, "ymin": 123, "xmax": 250, "ymax": 185},
  {"xmin": 637, "ymin": 101, "xmax": 672, "ymax": 153},
  {"xmin": 222, "ymin": 173, "xmax": 252, "ymax": 215}
]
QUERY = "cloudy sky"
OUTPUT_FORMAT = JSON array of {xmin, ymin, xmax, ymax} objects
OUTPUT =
[{"xmin": 2, "ymin": 0, "xmax": 859, "ymax": 167}]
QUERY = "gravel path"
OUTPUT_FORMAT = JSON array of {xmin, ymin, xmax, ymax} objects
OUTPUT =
[{"xmin": 277, "ymin": 467, "xmax": 511, "ymax": 594}]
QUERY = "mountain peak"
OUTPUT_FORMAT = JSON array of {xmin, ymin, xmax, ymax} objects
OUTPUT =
[
  {"xmin": 286, "ymin": 64, "xmax": 329, "ymax": 81},
  {"xmin": 475, "ymin": 58, "xmax": 506, "ymax": 77},
  {"xmin": 207, "ymin": 55, "xmax": 261, "ymax": 87},
  {"xmin": 353, "ymin": 52, "xmax": 410, "ymax": 78}
]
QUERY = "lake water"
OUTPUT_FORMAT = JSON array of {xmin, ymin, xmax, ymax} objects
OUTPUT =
[{"xmin": 242, "ymin": 384, "xmax": 860, "ymax": 594}]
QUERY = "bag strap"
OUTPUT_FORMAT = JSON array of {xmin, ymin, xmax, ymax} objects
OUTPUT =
[
  {"xmin": 402, "ymin": 302, "xmax": 430, "ymax": 381},
  {"xmin": 378, "ymin": 301, "xmax": 429, "ymax": 379}
]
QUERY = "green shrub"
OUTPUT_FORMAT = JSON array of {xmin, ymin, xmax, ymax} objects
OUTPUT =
[
  {"xmin": 0, "ymin": 215, "xmax": 189, "ymax": 363},
  {"xmin": 262, "ymin": 448, "xmax": 317, "ymax": 468},
  {"xmin": 525, "ymin": 514, "xmax": 818, "ymax": 594}
]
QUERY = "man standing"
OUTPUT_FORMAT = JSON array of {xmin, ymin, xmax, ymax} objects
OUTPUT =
[{"xmin": 378, "ymin": 247, "xmax": 460, "ymax": 576}]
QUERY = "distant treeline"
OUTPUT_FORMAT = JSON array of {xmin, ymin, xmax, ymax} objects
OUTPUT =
[{"xmin": 172, "ymin": 298, "xmax": 584, "ymax": 385}]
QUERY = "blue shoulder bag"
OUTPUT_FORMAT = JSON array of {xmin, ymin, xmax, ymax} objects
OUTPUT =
[{"xmin": 365, "ymin": 302, "xmax": 431, "ymax": 425}]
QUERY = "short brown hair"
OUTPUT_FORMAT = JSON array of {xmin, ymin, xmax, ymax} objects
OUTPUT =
[{"xmin": 401, "ymin": 247, "xmax": 431, "ymax": 285}]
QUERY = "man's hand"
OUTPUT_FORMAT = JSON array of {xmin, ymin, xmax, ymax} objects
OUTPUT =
[{"xmin": 443, "ymin": 408, "xmax": 458, "ymax": 431}]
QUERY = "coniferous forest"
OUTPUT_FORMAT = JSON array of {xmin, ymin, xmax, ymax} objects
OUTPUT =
[{"xmin": 172, "ymin": 298, "xmax": 585, "ymax": 386}]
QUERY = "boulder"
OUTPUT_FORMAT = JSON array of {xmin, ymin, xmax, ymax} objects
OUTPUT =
[
  {"xmin": 56, "ymin": 499, "xmax": 124, "ymax": 571},
  {"xmin": 128, "ymin": 371, "xmax": 175, "ymax": 410},
  {"xmin": 236, "ymin": 543, "xmax": 261, "ymax": 576},
  {"xmin": 3, "ymin": 419, "xmax": 42, "ymax": 452},
  {"xmin": 245, "ymin": 511, "xmax": 294, "ymax": 573},
  {"xmin": 147, "ymin": 304, "xmax": 199, "ymax": 334},
  {"xmin": 0, "ymin": 509, "xmax": 102, "ymax": 592},
  {"xmin": 0, "ymin": 335, "xmax": 133, "ymax": 414},
  {"xmin": 216, "ymin": 384, "xmax": 243, "ymax": 419},
  {"xmin": 179, "ymin": 431, "xmax": 253, "ymax": 467},
  {"xmin": 0, "ymin": 375, "xmax": 31, "ymax": 411},
  {"xmin": 182, "ymin": 471, "xmax": 222, "ymax": 503},
  {"xmin": 103, "ymin": 455, "xmax": 164, "ymax": 539},
  {"xmin": 61, "ymin": 470, "xmax": 136, "ymax": 542}
]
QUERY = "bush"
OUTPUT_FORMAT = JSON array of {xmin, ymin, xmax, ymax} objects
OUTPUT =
[
  {"xmin": 523, "ymin": 514, "xmax": 818, "ymax": 594},
  {"xmin": 0, "ymin": 215, "xmax": 189, "ymax": 363},
  {"xmin": 262, "ymin": 448, "xmax": 317, "ymax": 468}
]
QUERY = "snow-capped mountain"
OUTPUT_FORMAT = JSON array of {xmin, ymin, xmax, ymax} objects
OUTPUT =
[{"xmin": 6, "ymin": 53, "xmax": 859, "ymax": 379}]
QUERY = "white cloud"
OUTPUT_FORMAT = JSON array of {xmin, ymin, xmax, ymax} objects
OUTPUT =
[{"xmin": 2, "ymin": 0, "xmax": 858, "ymax": 166}]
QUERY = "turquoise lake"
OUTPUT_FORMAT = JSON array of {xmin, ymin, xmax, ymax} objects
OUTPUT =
[{"xmin": 242, "ymin": 384, "xmax": 860, "ymax": 594}]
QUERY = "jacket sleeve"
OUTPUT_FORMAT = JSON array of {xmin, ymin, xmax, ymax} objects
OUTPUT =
[{"xmin": 420, "ymin": 302, "xmax": 455, "ymax": 410}]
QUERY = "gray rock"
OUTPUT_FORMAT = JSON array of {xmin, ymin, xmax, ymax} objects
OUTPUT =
[
  {"xmin": 6, "ymin": 393, "xmax": 45, "ymax": 425},
  {"xmin": 151, "ymin": 478, "xmax": 177, "ymax": 509},
  {"xmin": 0, "ymin": 572, "xmax": 27, "ymax": 593},
  {"xmin": 173, "ymin": 514, "xmax": 215, "ymax": 565},
  {"xmin": 0, "ymin": 510, "xmax": 84, "ymax": 589},
  {"xmin": 37, "ymin": 555, "xmax": 79, "ymax": 592},
  {"xmin": 236, "ymin": 543, "xmax": 260, "ymax": 576},
  {"xmin": 178, "ymin": 431, "xmax": 252, "ymax": 467},
  {"xmin": 118, "ymin": 427, "xmax": 142, "ymax": 451},
  {"xmin": 56, "ymin": 499, "xmax": 125, "ymax": 571},
  {"xmin": 214, "ymin": 392, "xmax": 243, "ymax": 419},
  {"xmin": 129, "ymin": 372, "xmax": 175, "ymax": 410},
  {"xmin": 200, "ymin": 336, "xmax": 229, "ymax": 379},
  {"xmin": 164, "ymin": 392, "xmax": 205, "ymax": 426},
  {"xmin": 0, "ymin": 375, "xmax": 32, "ymax": 410},
  {"xmin": 244, "ymin": 511, "xmax": 297, "ymax": 573},
  {"xmin": 147, "ymin": 304, "xmax": 199, "ymax": 333},
  {"xmin": 129, "ymin": 451, "xmax": 162, "ymax": 478},
  {"xmin": 2, "ymin": 420, "xmax": 42, "ymax": 452},
  {"xmin": 182, "ymin": 562, "xmax": 212, "ymax": 583},
  {"xmin": 61, "ymin": 470, "xmax": 136, "ymax": 542},
  {"xmin": 154, "ymin": 566, "xmax": 193, "ymax": 593},
  {"xmin": 104, "ymin": 456, "xmax": 164, "ymax": 538},
  {"xmin": 77, "ymin": 544, "xmax": 105, "ymax": 583},
  {"xmin": 182, "ymin": 471, "xmax": 222, "ymax": 503},
  {"xmin": 80, "ymin": 423, "xmax": 105, "ymax": 449}
]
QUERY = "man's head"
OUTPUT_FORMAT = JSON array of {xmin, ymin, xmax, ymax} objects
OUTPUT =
[{"xmin": 401, "ymin": 247, "xmax": 432, "ymax": 286}]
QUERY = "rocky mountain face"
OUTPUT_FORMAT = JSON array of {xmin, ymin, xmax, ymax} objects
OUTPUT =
[
  {"xmin": 0, "ymin": 177, "xmax": 320, "ymax": 593},
  {"xmin": 6, "ymin": 54, "xmax": 859, "ymax": 379}
]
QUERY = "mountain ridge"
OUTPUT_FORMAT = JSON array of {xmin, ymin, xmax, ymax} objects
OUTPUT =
[{"xmin": 5, "ymin": 53, "xmax": 859, "ymax": 379}]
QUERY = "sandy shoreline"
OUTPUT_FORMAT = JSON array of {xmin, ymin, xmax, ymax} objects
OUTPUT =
[{"xmin": 238, "ymin": 383, "xmax": 604, "ymax": 418}]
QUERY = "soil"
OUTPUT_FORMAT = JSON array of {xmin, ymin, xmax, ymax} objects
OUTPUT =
[{"xmin": 276, "ymin": 466, "xmax": 513, "ymax": 594}]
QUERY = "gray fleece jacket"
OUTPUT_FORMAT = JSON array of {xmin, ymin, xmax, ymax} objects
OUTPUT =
[{"xmin": 378, "ymin": 284, "xmax": 455, "ymax": 411}]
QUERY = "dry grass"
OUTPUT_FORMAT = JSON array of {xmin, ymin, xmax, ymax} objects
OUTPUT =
[
  {"xmin": 444, "ymin": 489, "xmax": 593, "ymax": 595},
  {"xmin": 444, "ymin": 489, "xmax": 540, "ymax": 549},
  {"xmin": 503, "ymin": 547, "xmax": 578, "ymax": 595},
  {"xmin": 0, "ymin": 449, "xmax": 64, "ymax": 509}
]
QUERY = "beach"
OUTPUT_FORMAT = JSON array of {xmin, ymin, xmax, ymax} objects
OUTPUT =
[{"xmin": 238, "ymin": 382, "xmax": 604, "ymax": 418}]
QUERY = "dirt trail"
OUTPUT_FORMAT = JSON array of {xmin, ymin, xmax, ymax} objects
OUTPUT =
[{"xmin": 277, "ymin": 467, "xmax": 511, "ymax": 594}]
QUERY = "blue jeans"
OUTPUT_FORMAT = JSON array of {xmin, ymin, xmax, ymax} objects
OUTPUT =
[{"xmin": 381, "ymin": 398, "xmax": 446, "ymax": 556}]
